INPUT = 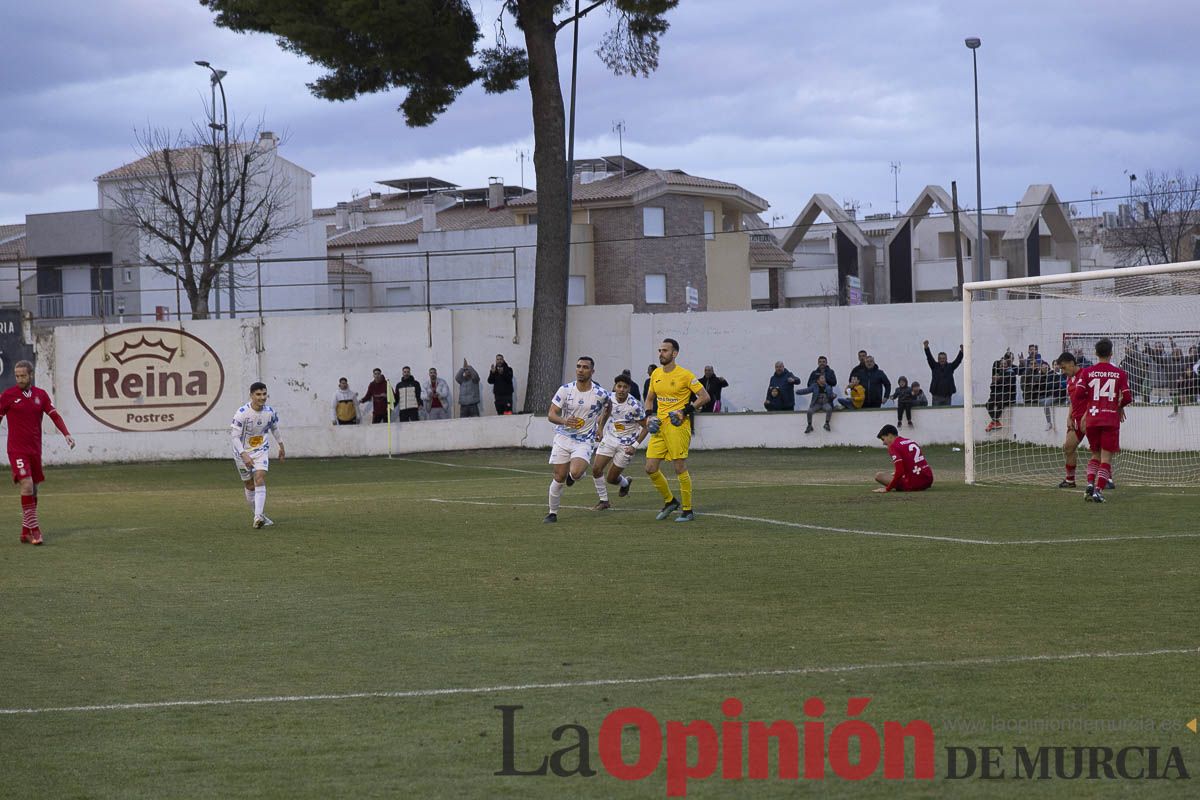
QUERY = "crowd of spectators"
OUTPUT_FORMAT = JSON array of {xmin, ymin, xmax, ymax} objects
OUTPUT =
[{"xmin": 332, "ymin": 355, "xmax": 522, "ymax": 424}]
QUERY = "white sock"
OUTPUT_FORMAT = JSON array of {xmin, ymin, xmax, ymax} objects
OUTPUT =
[
  {"xmin": 548, "ymin": 479, "xmax": 565, "ymax": 513},
  {"xmin": 254, "ymin": 486, "xmax": 266, "ymax": 517},
  {"xmin": 244, "ymin": 487, "xmax": 255, "ymax": 507},
  {"xmin": 619, "ymin": 475, "xmax": 630, "ymax": 488},
  {"xmin": 593, "ymin": 476, "xmax": 609, "ymax": 501}
]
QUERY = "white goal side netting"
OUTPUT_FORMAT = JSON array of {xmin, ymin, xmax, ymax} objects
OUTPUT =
[{"xmin": 964, "ymin": 261, "xmax": 1200, "ymax": 486}]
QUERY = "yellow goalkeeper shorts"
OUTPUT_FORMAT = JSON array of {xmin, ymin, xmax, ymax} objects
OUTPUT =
[{"xmin": 646, "ymin": 420, "xmax": 691, "ymax": 461}]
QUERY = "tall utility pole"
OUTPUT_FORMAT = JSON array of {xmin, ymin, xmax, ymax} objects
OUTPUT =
[
  {"xmin": 965, "ymin": 37, "xmax": 984, "ymax": 283},
  {"xmin": 890, "ymin": 161, "xmax": 901, "ymax": 216},
  {"xmin": 196, "ymin": 60, "xmax": 233, "ymax": 318},
  {"xmin": 515, "ymin": 149, "xmax": 528, "ymax": 189}
]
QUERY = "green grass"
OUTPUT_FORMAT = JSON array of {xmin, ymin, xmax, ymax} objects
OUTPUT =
[{"xmin": 1, "ymin": 448, "xmax": 1197, "ymax": 798}]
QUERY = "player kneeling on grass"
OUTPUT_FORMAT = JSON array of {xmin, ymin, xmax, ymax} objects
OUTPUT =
[
  {"xmin": 544, "ymin": 357, "xmax": 610, "ymax": 523},
  {"xmin": 873, "ymin": 424, "xmax": 934, "ymax": 493},
  {"xmin": 231, "ymin": 382, "xmax": 285, "ymax": 529},
  {"xmin": 590, "ymin": 373, "xmax": 648, "ymax": 510}
]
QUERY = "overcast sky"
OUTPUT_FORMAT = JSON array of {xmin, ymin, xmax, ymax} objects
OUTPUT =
[{"xmin": 3, "ymin": 0, "xmax": 1197, "ymax": 228}]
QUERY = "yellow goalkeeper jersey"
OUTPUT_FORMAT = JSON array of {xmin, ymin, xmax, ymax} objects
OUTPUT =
[{"xmin": 650, "ymin": 365, "xmax": 702, "ymax": 418}]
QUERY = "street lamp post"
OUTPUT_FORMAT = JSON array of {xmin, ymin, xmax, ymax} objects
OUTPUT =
[
  {"xmin": 965, "ymin": 37, "xmax": 984, "ymax": 283},
  {"xmin": 195, "ymin": 60, "xmax": 235, "ymax": 318}
]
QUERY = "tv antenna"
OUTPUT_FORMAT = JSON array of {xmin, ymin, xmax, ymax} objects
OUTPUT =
[
  {"xmin": 612, "ymin": 120, "xmax": 626, "ymax": 175},
  {"xmin": 515, "ymin": 149, "xmax": 529, "ymax": 189},
  {"xmin": 890, "ymin": 162, "xmax": 901, "ymax": 215}
]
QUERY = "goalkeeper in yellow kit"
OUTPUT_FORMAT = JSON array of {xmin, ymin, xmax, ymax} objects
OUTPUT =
[{"xmin": 644, "ymin": 338, "xmax": 709, "ymax": 522}]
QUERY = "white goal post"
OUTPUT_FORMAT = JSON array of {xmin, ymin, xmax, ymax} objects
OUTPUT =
[{"xmin": 963, "ymin": 260, "xmax": 1200, "ymax": 486}]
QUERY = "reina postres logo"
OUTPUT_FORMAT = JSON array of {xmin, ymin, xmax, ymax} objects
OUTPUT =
[{"xmin": 73, "ymin": 327, "xmax": 225, "ymax": 432}]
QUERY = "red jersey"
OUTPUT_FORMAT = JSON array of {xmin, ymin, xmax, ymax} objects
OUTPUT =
[
  {"xmin": 1076, "ymin": 363, "xmax": 1132, "ymax": 428},
  {"xmin": 0, "ymin": 385, "xmax": 70, "ymax": 455},
  {"xmin": 887, "ymin": 436, "xmax": 933, "ymax": 491},
  {"xmin": 1066, "ymin": 372, "xmax": 1088, "ymax": 422}
]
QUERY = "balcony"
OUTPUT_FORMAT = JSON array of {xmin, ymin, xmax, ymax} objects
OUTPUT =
[{"xmin": 36, "ymin": 290, "xmax": 116, "ymax": 320}]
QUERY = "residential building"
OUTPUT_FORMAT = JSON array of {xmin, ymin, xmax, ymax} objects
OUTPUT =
[
  {"xmin": 770, "ymin": 184, "xmax": 1080, "ymax": 307},
  {"xmin": 20, "ymin": 133, "xmax": 325, "ymax": 324},
  {"xmin": 323, "ymin": 156, "xmax": 786, "ymax": 313}
]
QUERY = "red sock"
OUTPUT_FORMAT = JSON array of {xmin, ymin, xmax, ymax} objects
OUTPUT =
[
  {"xmin": 21, "ymin": 495, "xmax": 37, "ymax": 531},
  {"xmin": 1096, "ymin": 463, "xmax": 1111, "ymax": 490},
  {"xmin": 1065, "ymin": 463, "xmax": 1076, "ymax": 482},
  {"xmin": 1086, "ymin": 459, "xmax": 1099, "ymax": 484}
]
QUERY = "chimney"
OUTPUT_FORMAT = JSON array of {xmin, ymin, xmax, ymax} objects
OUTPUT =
[
  {"xmin": 258, "ymin": 131, "xmax": 279, "ymax": 149},
  {"xmin": 369, "ymin": 192, "xmax": 381, "ymax": 209},
  {"xmin": 422, "ymin": 196, "xmax": 437, "ymax": 232},
  {"xmin": 488, "ymin": 177, "xmax": 505, "ymax": 210},
  {"xmin": 335, "ymin": 201, "xmax": 349, "ymax": 229},
  {"xmin": 350, "ymin": 211, "xmax": 365, "ymax": 231}
]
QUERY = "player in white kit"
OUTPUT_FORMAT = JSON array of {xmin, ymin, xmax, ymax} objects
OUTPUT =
[
  {"xmin": 544, "ymin": 357, "xmax": 610, "ymax": 523},
  {"xmin": 230, "ymin": 382, "xmax": 286, "ymax": 529},
  {"xmin": 590, "ymin": 373, "xmax": 648, "ymax": 510}
]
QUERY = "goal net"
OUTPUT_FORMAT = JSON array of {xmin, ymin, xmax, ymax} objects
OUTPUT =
[{"xmin": 963, "ymin": 261, "xmax": 1200, "ymax": 486}]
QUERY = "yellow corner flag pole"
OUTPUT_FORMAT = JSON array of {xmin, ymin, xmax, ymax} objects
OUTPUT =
[{"xmin": 386, "ymin": 381, "xmax": 395, "ymax": 459}]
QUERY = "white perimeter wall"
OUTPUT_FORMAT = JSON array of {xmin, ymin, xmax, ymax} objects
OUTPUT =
[{"xmin": 21, "ymin": 298, "xmax": 1200, "ymax": 464}]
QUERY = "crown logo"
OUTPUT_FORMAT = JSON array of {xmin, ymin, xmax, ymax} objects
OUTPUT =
[{"xmin": 111, "ymin": 336, "xmax": 178, "ymax": 365}]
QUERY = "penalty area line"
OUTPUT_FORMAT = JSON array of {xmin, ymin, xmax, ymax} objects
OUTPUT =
[{"xmin": 3, "ymin": 646, "xmax": 1195, "ymax": 716}]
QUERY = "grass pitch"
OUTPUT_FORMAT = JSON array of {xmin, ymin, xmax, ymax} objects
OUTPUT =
[{"xmin": 1, "ymin": 447, "xmax": 1196, "ymax": 798}]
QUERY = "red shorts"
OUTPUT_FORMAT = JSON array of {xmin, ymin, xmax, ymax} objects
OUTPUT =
[
  {"xmin": 1085, "ymin": 425, "xmax": 1120, "ymax": 454},
  {"xmin": 896, "ymin": 471, "xmax": 934, "ymax": 492},
  {"xmin": 10, "ymin": 453, "xmax": 44, "ymax": 484},
  {"xmin": 1067, "ymin": 417, "xmax": 1084, "ymax": 442}
]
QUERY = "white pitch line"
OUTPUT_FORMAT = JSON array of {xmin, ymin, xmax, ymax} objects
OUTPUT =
[
  {"xmin": 393, "ymin": 456, "xmax": 545, "ymax": 476},
  {"xmin": 3, "ymin": 646, "xmax": 1194, "ymax": 717},
  {"xmin": 424, "ymin": 498, "xmax": 1200, "ymax": 547}
]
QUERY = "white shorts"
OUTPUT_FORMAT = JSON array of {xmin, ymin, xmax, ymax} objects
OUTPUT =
[
  {"xmin": 235, "ymin": 449, "xmax": 269, "ymax": 481},
  {"xmin": 549, "ymin": 433, "xmax": 596, "ymax": 465},
  {"xmin": 596, "ymin": 436, "xmax": 636, "ymax": 469}
]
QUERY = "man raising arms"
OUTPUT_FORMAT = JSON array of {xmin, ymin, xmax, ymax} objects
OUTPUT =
[
  {"xmin": 544, "ymin": 357, "xmax": 610, "ymax": 523},
  {"xmin": 645, "ymin": 338, "xmax": 709, "ymax": 522},
  {"xmin": 231, "ymin": 382, "xmax": 285, "ymax": 529},
  {"xmin": 1075, "ymin": 338, "xmax": 1132, "ymax": 503},
  {"xmin": 0, "ymin": 360, "xmax": 75, "ymax": 544}
]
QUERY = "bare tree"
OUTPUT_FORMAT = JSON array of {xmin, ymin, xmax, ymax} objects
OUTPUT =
[
  {"xmin": 108, "ymin": 105, "xmax": 304, "ymax": 319},
  {"xmin": 1106, "ymin": 169, "xmax": 1200, "ymax": 267}
]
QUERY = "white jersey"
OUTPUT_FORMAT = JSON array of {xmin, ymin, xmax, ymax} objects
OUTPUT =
[
  {"xmin": 551, "ymin": 381, "xmax": 609, "ymax": 442},
  {"xmin": 231, "ymin": 403, "xmax": 282, "ymax": 457},
  {"xmin": 603, "ymin": 394, "xmax": 646, "ymax": 447}
]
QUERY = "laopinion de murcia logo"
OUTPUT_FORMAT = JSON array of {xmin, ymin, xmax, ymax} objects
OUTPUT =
[{"xmin": 73, "ymin": 327, "xmax": 225, "ymax": 432}]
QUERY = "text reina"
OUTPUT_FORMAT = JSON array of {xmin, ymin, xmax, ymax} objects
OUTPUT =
[
  {"xmin": 496, "ymin": 698, "xmax": 935, "ymax": 797},
  {"xmin": 93, "ymin": 366, "xmax": 208, "ymax": 398}
]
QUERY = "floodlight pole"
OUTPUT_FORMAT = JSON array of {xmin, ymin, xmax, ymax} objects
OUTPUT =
[{"xmin": 966, "ymin": 37, "xmax": 984, "ymax": 283}]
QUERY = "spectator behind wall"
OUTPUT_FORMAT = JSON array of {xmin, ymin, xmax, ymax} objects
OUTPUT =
[
  {"xmin": 456, "ymin": 359, "xmax": 482, "ymax": 417},
  {"xmin": 488, "ymin": 354, "xmax": 515, "ymax": 414},
  {"xmin": 767, "ymin": 362, "xmax": 801, "ymax": 411},
  {"xmin": 858, "ymin": 355, "xmax": 891, "ymax": 409},
  {"xmin": 393, "ymin": 366, "xmax": 422, "ymax": 422},
  {"xmin": 423, "ymin": 368, "xmax": 452, "ymax": 420},
  {"xmin": 360, "ymin": 368, "xmax": 390, "ymax": 424},
  {"xmin": 333, "ymin": 377, "xmax": 359, "ymax": 425},
  {"xmin": 838, "ymin": 375, "xmax": 866, "ymax": 409},
  {"xmin": 699, "ymin": 366, "xmax": 728, "ymax": 412},
  {"xmin": 923, "ymin": 340, "xmax": 963, "ymax": 406}
]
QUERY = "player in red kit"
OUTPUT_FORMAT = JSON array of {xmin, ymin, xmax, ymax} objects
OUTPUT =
[
  {"xmin": 873, "ymin": 424, "xmax": 934, "ymax": 493},
  {"xmin": 1075, "ymin": 338, "xmax": 1131, "ymax": 503},
  {"xmin": 0, "ymin": 360, "xmax": 75, "ymax": 544},
  {"xmin": 1055, "ymin": 351, "xmax": 1087, "ymax": 488}
]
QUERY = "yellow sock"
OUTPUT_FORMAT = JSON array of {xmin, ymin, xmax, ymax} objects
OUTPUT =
[
  {"xmin": 678, "ymin": 471, "xmax": 693, "ymax": 511},
  {"xmin": 649, "ymin": 470, "xmax": 672, "ymax": 503}
]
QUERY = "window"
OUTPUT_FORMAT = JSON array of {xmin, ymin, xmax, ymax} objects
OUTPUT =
[
  {"xmin": 645, "ymin": 274, "xmax": 667, "ymax": 304},
  {"xmin": 567, "ymin": 275, "xmax": 586, "ymax": 306},
  {"xmin": 386, "ymin": 286, "xmax": 414, "ymax": 309},
  {"xmin": 704, "ymin": 210, "xmax": 715, "ymax": 240},
  {"xmin": 643, "ymin": 207, "xmax": 665, "ymax": 237}
]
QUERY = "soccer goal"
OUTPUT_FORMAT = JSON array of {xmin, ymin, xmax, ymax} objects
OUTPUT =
[{"xmin": 963, "ymin": 260, "xmax": 1200, "ymax": 486}]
